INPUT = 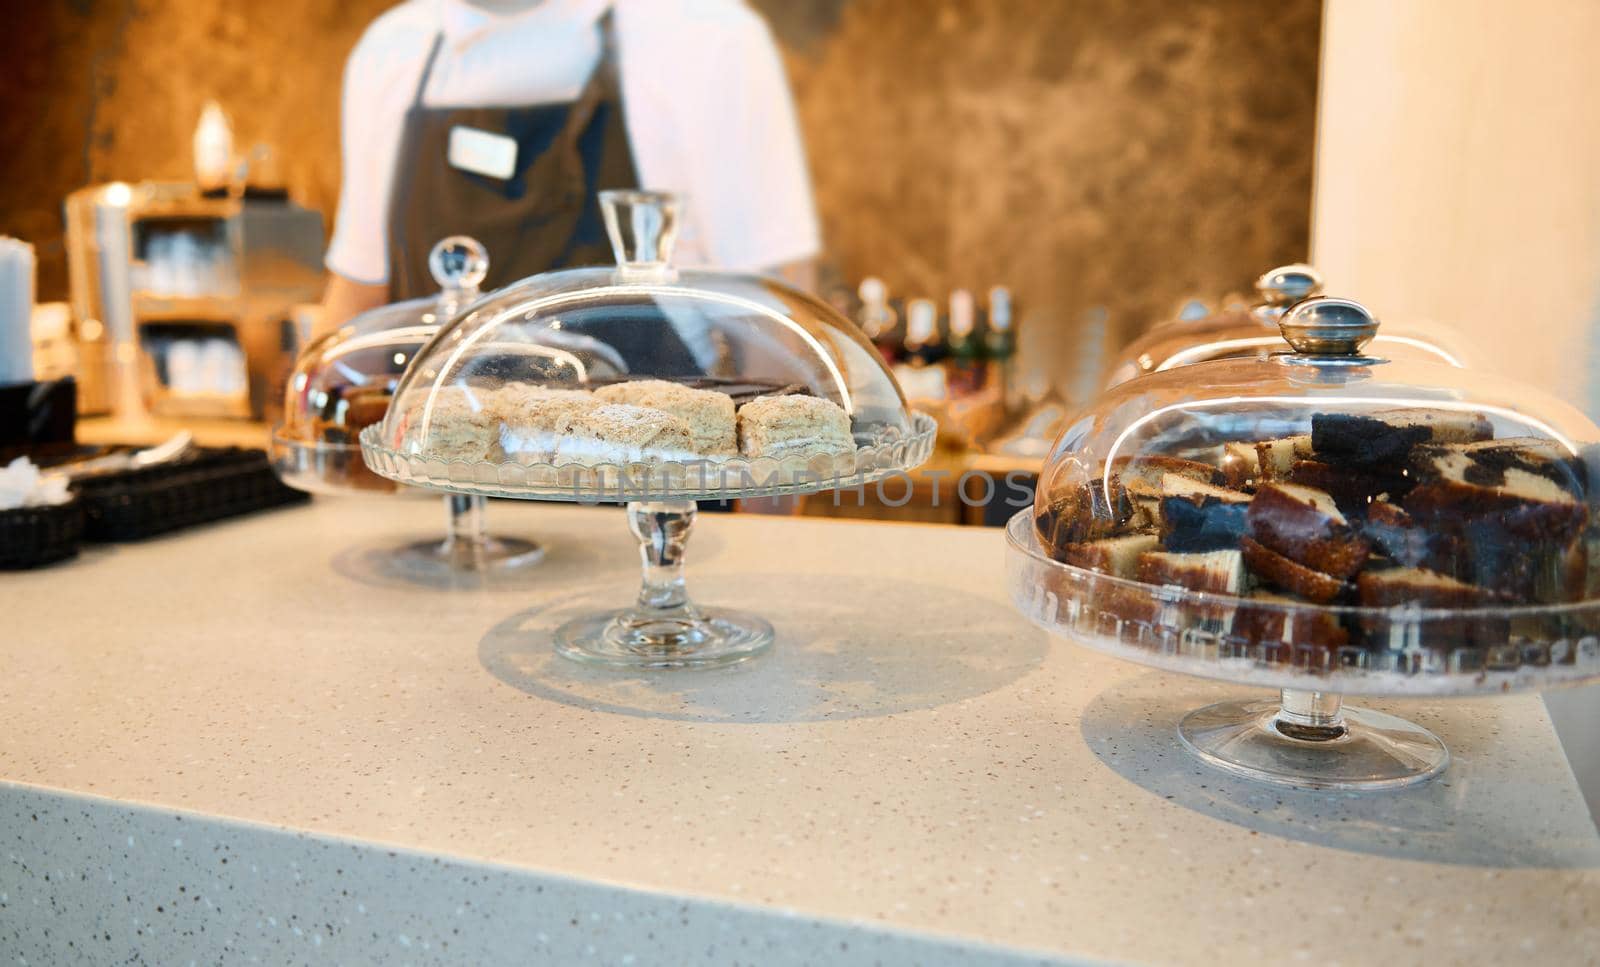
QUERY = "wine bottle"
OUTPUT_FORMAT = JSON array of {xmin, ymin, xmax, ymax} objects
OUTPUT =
[
  {"xmin": 893, "ymin": 298, "xmax": 948, "ymax": 400},
  {"xmin": 946, "ymin": 288, "xmax": 981, "ymax": 396},
  {"xmin": 857, "ymin": 277, "xmax": 902, "ymax": 365},
  {"xmin": 984, "ymin": 285, "xmax": 1016, "ymax": 409}
]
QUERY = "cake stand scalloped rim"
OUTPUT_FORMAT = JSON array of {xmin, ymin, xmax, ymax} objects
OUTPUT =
[
  {"xmin": 1002, "ymin": 508, "xmax": 1600, "ymax": 698},
  {"xmin": 358, "ymin": 411, "xmax": 939, "ymax": 502}
]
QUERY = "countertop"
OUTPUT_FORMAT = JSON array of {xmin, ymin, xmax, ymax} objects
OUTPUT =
[{"xmin": 2, "ymin": 499, "xmax": 1597, "ymax": 965}]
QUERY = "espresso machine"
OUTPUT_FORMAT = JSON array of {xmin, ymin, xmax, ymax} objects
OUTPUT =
[{"xmin": 64, "ymin": 181, "xmax": 324, "ymax": 420}]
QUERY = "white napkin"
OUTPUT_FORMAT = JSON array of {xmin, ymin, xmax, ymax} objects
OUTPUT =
[{"xmin": 0, "ymin": 457, "xmax": 71, "ymax": 511}]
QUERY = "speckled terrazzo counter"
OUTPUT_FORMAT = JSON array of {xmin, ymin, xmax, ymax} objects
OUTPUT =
[{"xmin": 1, "ymin": 500, "xmax": 1597, "ymax": 965}]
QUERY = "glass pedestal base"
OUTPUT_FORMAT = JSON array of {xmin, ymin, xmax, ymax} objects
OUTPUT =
[
  {"xmin": 1177, "ymin": 693, "xmax": 1449, "ymax": 790},
  {"xmin": 554, "ymin": 606, "xmax": 773, "ymax": 669},
  {"xmin": 389, "ymin": 535, "xmax": 544, "ymax": 579}
]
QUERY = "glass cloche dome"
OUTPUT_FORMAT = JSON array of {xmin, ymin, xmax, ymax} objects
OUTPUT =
[
  {"xmin": 1009, "ymin": 293, "xmax": 1600, "ymax": 789},
  {"xmin": 362, "ymin": 190, "xmax": 936, "ymax": 669},
  {"xmin": 362, "ymin": 191, "xmax": 930, "ymax": 499},
  {"xmin": 271, "ymin": 236, "xmax": 543, "ymax": 582},
  {"xmin": 1103, "ymin": 264, "xmax": 1470, "ymax": 389}
]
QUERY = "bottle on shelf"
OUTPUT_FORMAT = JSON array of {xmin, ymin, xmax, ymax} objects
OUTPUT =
[
  {"xmin": 857, "ymin": 276, "xmax": 902, "ymax": 365},
  {"xmin": 945, "ymin": 288, "xmax": 982, "ymax": 396},
  {"xmin": 983, "ymin": 285, "xmax": 1018, "ymax": 412},
  {"xmin": 893, "ymin": 297, "xmax": 948, "ymax": 400}
]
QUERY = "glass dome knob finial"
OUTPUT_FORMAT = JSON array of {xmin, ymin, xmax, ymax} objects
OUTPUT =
[
  {"xmin": 428, "ymin": 236, "xmax": 490, "ymax": 294},
  {"xmin": 599, "ymin": 189, "xmax": 681, "ymax": 275},
  {"xmin": 1279, "ymin": 296, "xmax": 1380, "ymax": 356},
  {"xmin": 1255, "ymin": 263, "xmax": 1325, "ymax": 308}
]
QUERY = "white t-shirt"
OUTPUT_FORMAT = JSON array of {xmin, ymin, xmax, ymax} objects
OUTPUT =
[{"xmin": 326, "ymin": 0, "xmax": 820, "ymax": 284}]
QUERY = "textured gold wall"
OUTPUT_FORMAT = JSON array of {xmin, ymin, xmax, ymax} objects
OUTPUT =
[{"xmin": 1, "ymin": 0, "xmax": 1319, "ymax": 360}]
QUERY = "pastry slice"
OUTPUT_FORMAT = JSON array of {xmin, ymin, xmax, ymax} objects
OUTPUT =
[
  {"xmin": 554, "ymin": 403, "xmax": 695, "ymax": 464},
  {"xmin": 1426, "ymin": 437, "xmax": 1586, "ymax": 496},
  {"xmin": 1232, "ymin": 591, "xmax": 1350, "ymax": 651},
  {"xmin": 736, "ymin": 395, "xmax": 854, "ymax": 458},
  {"xmin": 1253, "ymin": 435, "xmax": 1313, "ymax": 481},
  {"xmin": 414, "ymin": 389, "xmax": 501, "ymax": 463},
  {"xmin": 1061, "ymin": 534, "xmax": 1160, "ymax": 578},
  {"xmin": 1311, "ymin": 408, "xmax": 1492, "ymax": 467},
  {"xmin": 1355, "ymin": 566, "xmax": 1500, "ymax": 608},
  {"xmin": 1246, "ymin": 482, "xmax": 1372, "ymax": 578},
  {"xmin": 1405, "ymin": 447, "xmax": 1587, "ymax": 545},
  {"xmin": 1362, "ymin": 500, "xmax": 1463, "ymax": 571},
  {"xmin": 1220, "ymin": 442, "xmax": 1262, "ymax": 489},
  {"xmin": 595, "ymin": 379, "xmax": 737, "ymax": 455},
  {"xmin": 1240, "ymin": 536, "xmax": 1347, "ymax": 604},
  {"xmin": 1286, "ymin": 458, "xmax": 1412, "ymax": 516},
  {"xmin": 497, "ymin": 395, "xmax": 601, "ymax": 461},
  {"xmin": 1037, "ymin": 478, "xmax": 1132, "ymax": 556},
  {"xmin": 1136, "ymin": 548, "xmax": 1247, "ymax": 594},
  {"xmin": 1113, "ymin": 455, "xmax": 1224, "ymax": 493}
]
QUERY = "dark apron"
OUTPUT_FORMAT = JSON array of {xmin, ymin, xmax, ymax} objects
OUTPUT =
[{"xmin": 385, "ymin": 10, "xmax": 640, "ymax": 301}]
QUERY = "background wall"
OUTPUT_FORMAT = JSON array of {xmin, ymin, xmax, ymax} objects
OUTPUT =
[
  {"xmin": 1312, "ymin": 0, "xmax": 1600, "ymax": 823},
  {"xmin": 0, "ymin": 0, "xmax": 1321, "ymax": 382}
]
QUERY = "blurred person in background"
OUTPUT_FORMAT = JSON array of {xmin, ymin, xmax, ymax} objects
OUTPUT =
[{"xmin": 320, "ymin": 0, "xmax": 819, "ymax": 331}]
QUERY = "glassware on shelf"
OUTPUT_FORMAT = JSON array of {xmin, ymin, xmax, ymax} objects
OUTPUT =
[
  {"xmin": 271, "ymin": 236, "xmax": 543, "ymax": 581},
  {"xmin": 1008, "ymin": 293, "xmax": 1600, "ymax": 789},
  {"xmin": 1104, "ymin": 264, "xmax": 1470, "ymax": 389},
  {"xmin": 361, "ymin": 190, "xmax": 937, "ymax": 668}
]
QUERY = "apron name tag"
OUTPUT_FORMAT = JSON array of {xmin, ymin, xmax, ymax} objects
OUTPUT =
[{"xmin": 448, "ymin": 126, "xmax": 518, "ymax": 180}]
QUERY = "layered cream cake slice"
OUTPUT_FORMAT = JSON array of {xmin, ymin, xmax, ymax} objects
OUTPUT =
[
  {"xmin": 736, "ymin": 395, "xmax": 854, "ymax": 458},
  {"xmin": 554, "ymin": 404, "xmax": 696, "ymax": 465},
  {"xmin": 594, "ymin": 379, "xmax": 737, "ymax": 455}
]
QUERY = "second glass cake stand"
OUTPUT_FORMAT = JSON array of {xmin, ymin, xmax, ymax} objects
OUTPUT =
[
  {"xmin": 271, "ymin": 237, "xmax": 543, "ymax": 584},
  {"xmin": 1011, "ymin": 294, "xmax": 1600, "ymax": 789},
  {"xmin": 362, "ymin": 191, "xmax": 937, "ymax": 667}
]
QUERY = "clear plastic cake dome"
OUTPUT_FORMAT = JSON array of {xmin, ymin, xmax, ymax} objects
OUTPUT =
[
  {"xmin": 272, "ymin": 237, "xmax": 490, "ymax": 495},
  {"xmin": 1103, "ymin": 264, "xmax": 1469, "ymax": 389},
  {"xmin": 361, "ymin": 190, "xmax": 935, "ymax": 500},
  {"xmin": 1011, "ymin": 292, "xmax": 1600, "ymax": 789}
]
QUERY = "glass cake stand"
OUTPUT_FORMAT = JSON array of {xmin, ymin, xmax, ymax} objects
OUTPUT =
[
  {"xmin": 361, "ymin": 189, "xmax": 937, "ymax": 668},
  {"xmin": 1015, "ymin": 293, "xmax": 1600, "ymax": 790},
  {"xmin": 364, "ymin": 415, "xmax": 936, "ymax": 667},
  {"xmin": 270, "ymin": 237, "xmax": 544, "ymax": 585},
  {"xmin": 1008, "ymin": 510, "xmax": 1600, "ymax": 789}
]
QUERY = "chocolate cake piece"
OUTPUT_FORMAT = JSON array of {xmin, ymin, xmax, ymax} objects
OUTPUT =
[
  {"xmin": 1220, "ymin": 442, "xmax": 1262, "ymax": 489},
  {"xmin": 1354, "ymin": 567, "xmax": 1511, "ymax": 653},
  {"xmin": 1061, "ymin": 534, "xmax": 1160, "ymax": 578},
  {"xmin": 1159, "ymin": 476, "xmax": 1251, "ymax": 553},
  {"xmin": 1113, "ymin": 455, "xmax": 1225, "ymax": 493},
  {"xmin": 1254, "ymin": 435, "xmax": 1313, "ymax": 481},
  {"xmin": 1312, "ymin": 408, "xmax": 1492, "ymax": 468},
  {"xmin": 1436, "ymin": 437, "xmax": 1585, "ymax": 495},
  {"xmin": 1246, "ymin": 482, "xmax": 1372, "ymax": 579},
  {"xmin": 1287, "ymin": 459, "xmax": 1412, "ymax": 517},
  {"xmin": 1136, "ymin": 548, "xmax": 1247, "ymax": 594},
  {"xmin": 1405, "ymin": 448, "xmax": 1588, "ymax": 546},
  {"xmin": 1231, "ymin": 591, "xmax": 1350, "ymax": 653},
  {"xmin": 1036, "ymin": 478, "xmax": 1132, "ymax": 560},
  {"xmin": 1362, "ymin": 500, "xmax": 1463, "ymax": 571},
  {"xmin": 1240, "ymin": 536, "xmax": 1347, "ymax": 604},
  {"xmin": 1355, "ymin": 566, "xmax": 1500, "ymax": 608}
]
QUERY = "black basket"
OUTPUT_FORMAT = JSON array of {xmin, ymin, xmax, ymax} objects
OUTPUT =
[
  {"xmin": 74, "ymin": 447, "xmax": 309, "ymax": 543},
  {"xmin": 0, "ymin": 500, "xmax": 86, "ymax": 569}
]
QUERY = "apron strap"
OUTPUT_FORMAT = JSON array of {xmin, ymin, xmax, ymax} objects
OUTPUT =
[
  {"xmin": 559, "ymin": 7, "xmax": 622, "ymax": 152},
  {"xmin": 411, "ymin": 33, "xmax": 447, "ymax": 108}
]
